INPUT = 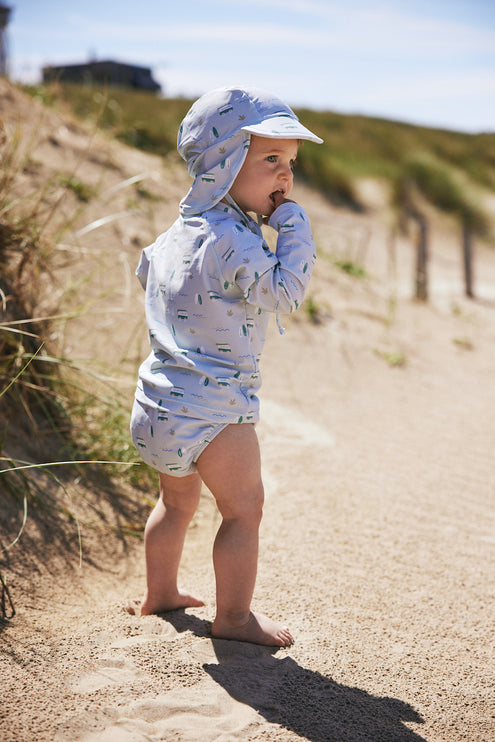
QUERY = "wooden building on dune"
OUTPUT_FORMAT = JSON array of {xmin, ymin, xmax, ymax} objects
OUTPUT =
[{"xmin": 42, "ymin": 59, "xmax": 161, "ymax": 92}]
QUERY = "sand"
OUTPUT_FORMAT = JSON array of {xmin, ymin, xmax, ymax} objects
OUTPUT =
[{"xmin": 1, "ymin": 80, "xmax": 494, "ymax": 741}]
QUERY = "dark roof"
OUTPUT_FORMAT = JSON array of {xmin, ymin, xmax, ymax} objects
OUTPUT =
[{"xmin": 42, "ymin": 59, "xmax": 161, "ymax": 92}]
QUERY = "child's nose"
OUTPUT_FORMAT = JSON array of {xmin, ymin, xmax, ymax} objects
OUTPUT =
[{"xmin": 278, "ymin": 163, "xmax": 293, "ymax": 182}]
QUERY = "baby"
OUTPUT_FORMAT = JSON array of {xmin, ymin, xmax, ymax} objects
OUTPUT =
[{"xmin": 130, "ymin": 86, "xmax": 322, "ymax": 646}]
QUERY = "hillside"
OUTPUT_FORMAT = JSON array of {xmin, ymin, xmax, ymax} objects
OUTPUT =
[
  {"xmin": 25, "ymin": 82, "xmax": 495, "ymax": 218},
  {"xmin": 1, "ymin": 79, "xmax": 495, "ymax": 742}
]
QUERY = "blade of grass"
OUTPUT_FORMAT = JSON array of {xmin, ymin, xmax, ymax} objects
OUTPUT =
[
  {"xmin": 0, "ymin": 343, "xmax": 44, "ymax": 399},
  {"xmin": 75, "ymin": 209, "xmax": 137, "ymax": 237},
  {"xmin": 0, "ymin": 459, "xmax": 139, "ymax": 473},
  {"xmin": 101, "ymin": 171, "xmax": 154, "ymax": 200}
]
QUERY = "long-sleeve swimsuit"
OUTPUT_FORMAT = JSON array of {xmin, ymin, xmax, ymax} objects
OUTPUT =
[{"xmin": 134, "ymin": 198, "xmax": 316, "ymax": 428}]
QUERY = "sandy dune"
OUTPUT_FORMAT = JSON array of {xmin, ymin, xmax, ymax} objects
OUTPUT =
[{"xmin": 1, "ymin": 81, "xmax": 494, "ymax": 741}]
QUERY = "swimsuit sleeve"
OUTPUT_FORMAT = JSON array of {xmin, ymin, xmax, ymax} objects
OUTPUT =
[
  {"xmin": 136, "ymin": 247, "xmax": 151, "ymax": 290},
  {"xmin": 136, "ymin": 231, "xmax": 169, "ymax": 290},
  {"xmin": 230, "ymin": 203, "xmax": 316, "ymax": 313}
]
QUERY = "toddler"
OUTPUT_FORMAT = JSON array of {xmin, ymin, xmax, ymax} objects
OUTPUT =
[{"xmin": 130, "ymin": 86, "xmax": 322, "ymax": 646}]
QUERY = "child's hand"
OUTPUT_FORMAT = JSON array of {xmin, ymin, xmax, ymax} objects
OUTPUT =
[{"xmin": 263, "ymin": 190, "xmax": 295, "ymax": 224}]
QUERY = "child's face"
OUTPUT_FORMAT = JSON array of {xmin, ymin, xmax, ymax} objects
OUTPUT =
[{"xmin": 229, "ymin": 135, "xmax": 299, "ymax": 217}]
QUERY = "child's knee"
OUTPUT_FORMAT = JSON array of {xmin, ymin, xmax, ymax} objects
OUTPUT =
[
  {"xmin": 242, "ymin": 482, "xmax": 265, "ymax": 522},
  {"xmin": 218, "ymin": 481, "xmax": 264, "ymax": 523},
  {"xmin": 159, "ymin": 472, "xmax": 202, "ymax": 513}
]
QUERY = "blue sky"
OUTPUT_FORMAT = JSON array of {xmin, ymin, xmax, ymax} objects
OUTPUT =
[{"xmin": 7, "ymin": 0, "xmax": 495, "ymax": 133}]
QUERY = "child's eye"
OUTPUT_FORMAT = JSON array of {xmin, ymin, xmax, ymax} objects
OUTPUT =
[{"xmin": 266, "ymin": 155, "xmax": 277, "ymax": 163}]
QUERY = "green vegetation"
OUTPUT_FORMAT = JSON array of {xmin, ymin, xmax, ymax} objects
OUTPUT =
[
  {"xmin": 297, "ymin": 107, "xmax": 495, "ymax": 190},
  {"xmin": 303, "ymin": 295, "xmax": 322, "ymax": 324},
  {"xmin": 25, "ymin": 83, "xmax": 495, "ymax": 231},
  {"xmin": 0, "ymin": 105, "xmax": 156, "ymax": 615},
  {"xmin": 374, "ymin": 348, "xmax": 407, "ymax": 368},
  {"xmin": 26, "ymin": 83, "xmax": 191, "ymax": 158},
  {"xmin": 58, "ymin": 174, "xmax": 96, "ymax": 202},
  {"xmin": 452, "ymin": 336, "xmax": 474, "ymax": 351},
  {"xmin": 332, "ymin": 259, "xmax": 369, "ymax": 279}
]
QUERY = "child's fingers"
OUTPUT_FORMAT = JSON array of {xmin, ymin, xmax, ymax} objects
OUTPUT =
[
  {"xmin": 270, "ymin": 190, "xmax": 284, "ymax": 208},
  {"xmin": 270, "ymin": 190, "xmax": 295, "ymax": 209},
  {"xmin": 263, "ymin": 190, "xmax": 296, "ymax": 222}
]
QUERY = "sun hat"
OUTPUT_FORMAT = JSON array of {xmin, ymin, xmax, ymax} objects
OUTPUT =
[{"xmin": 177, "ymin": 86, "xmax": 323, "ymax": 216}]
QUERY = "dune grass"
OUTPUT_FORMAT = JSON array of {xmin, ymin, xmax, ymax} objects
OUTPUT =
[
  {"xmin": 0, "ymin": 103, "xmax": 157, "ymax": 615},
  {"xmin": 26, "ymin": 83, "xmax": 191, "ymax": 158},
  {"xmin": 25, "ymin": 83, "xmax": 495, "ymax": 235}
]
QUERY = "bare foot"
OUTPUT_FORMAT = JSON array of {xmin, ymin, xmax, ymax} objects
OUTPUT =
[
  {"xmin": 211, "ymin": 611, "xmax": 294, "ymax": 647},
  {"xmin": 140, "ymin": 589, "xmax": 205, "ymax": 616}
]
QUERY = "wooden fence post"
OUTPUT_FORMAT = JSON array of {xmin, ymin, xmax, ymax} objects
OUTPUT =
[
  {"xmin": 462, "ymin": 220, "xmax": 474, "ymax": 299},
  {"xmin": 414, "ymin": 213, "xmax": 429, "ymax": 302}
]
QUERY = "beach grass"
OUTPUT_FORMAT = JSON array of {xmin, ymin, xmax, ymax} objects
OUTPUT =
[
  {"xmin": 23, "ymin": 83, "xmax": 495, "ymax": 220},
  {"xmin": 0, "ymin": 99, "xmax": 159, "ymax": 614}
]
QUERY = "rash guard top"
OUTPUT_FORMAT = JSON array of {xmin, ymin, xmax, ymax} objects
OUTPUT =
[{"xmin": 134, "ymin": 197, "xmax": 316, "ymax": 424}]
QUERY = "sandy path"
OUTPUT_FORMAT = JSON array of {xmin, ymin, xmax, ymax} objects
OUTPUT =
[
  {"xmin": 2, "ymin": 294, "xmax": 494, "ymax": 742},
  {"xmin": 1, "ymin": 82, "xmax": 495, "ymax": 741}
]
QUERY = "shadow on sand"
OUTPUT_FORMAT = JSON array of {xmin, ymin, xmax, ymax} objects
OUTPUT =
[{"xmin": 160, "ymin": 610, "xmax": 426, "ymax": 742}]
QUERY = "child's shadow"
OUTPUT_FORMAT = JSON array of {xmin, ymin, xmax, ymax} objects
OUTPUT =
[{"xmin": 159, "ymin": 611, "xmax": 426, "ymax": 742}]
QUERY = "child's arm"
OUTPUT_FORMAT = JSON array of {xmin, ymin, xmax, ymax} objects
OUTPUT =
[{"xmin": 233, "ymin": 202, "xmax": 316, "ymax": 314}]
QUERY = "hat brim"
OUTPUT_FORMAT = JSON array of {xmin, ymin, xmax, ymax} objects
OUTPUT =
[{"xmin": 242, "ymin": 115, "xmax": 323, "ymax": 144}]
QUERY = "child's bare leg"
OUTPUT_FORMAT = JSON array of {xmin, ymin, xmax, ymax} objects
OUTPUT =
[
  {"xmin": 197, "ymin": 424, "xmax": 293, "ymax": 647},
  {"xmin": 141, "ymin": 471, "xmax": 205, "ymax": 615}
]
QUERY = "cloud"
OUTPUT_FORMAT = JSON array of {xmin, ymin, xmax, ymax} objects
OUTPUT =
[
  {"xmin": 63, "ymin": 11, "xmax": 495, "ymax": 56},
  {"xmin": 9, "ymin": 1, "xmax": 495, "ymax": 132}
]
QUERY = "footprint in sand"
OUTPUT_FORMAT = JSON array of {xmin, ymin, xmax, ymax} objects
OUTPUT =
[
  {"xmin": 119, "ymin": 619, "xmax": 179, "ymax": 646},
  {"xmin": 77, "ymin": 676, "xmax": 261, "ymax": 742},
  {"xmin": 75, "ymin": 640, "xmax": 278, "ymax": 741},
  {"xmin": 72, "ymin": 657, "xmax": 147, "ymax": 694}
]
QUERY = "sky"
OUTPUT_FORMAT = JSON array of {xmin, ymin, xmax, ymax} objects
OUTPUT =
[{"xmin": 5, "ymin": 0, "xmax": 495, "ymax": 133}]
